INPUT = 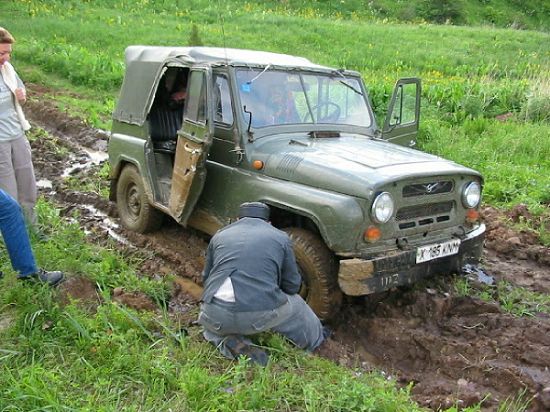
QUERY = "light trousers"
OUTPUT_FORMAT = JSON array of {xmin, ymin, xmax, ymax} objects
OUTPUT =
[
  {"xmin": 199, "ymin": 293, "xmax": 325, "ymax": 359},
  {"xmin": 0, "ymin": 134, "xmax": 37, "ymax": 223}
]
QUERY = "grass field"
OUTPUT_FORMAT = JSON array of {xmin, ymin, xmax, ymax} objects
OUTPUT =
[{"xmin": 0, "ymin": 0, "xmax": 549, "ymax": 410}]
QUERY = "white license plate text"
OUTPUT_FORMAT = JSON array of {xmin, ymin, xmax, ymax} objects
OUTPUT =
[{"xmin": 416, "ymin": 239, "xmax": 461, "ymax": 263}]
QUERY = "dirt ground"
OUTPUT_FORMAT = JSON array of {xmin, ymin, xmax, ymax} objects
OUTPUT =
[{"xmin": 25, "ymin": 85, "xmax": 550, "ymax": 411}]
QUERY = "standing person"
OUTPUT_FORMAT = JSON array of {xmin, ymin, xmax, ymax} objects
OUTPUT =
[
  {"xmin": 198, "ymin": 202, "xmax": 326, "ymax": 365},
  {"xmin": 0, "ymin": 189, "xmax": 63, "ymax": 286},
  {"xmin": 0, "ymin": 27, "xmax": 37, "ymax": 224}
]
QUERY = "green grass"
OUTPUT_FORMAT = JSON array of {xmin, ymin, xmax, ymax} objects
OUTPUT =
[
  {"xmin": 7, "ymin": 1, "xmax": 549, "ymax": 87},
  {"xmin": 21, "ymin": 66, "xmax": 115, "ymax": 131},
  {"xmin": 454, "ymin": 277, "xmax": 550, "ymax": 317},
  {"xmin": 420, "ymin": 118, "xmax": 550, "ymax": 210},
  {"xmin": 0, "ymin": 200, "xmax": 427, "ymax": 411},
  {"xmin": 65, "ymin": 161, "xmax": 111, "ymax": 199},
  {"xmin": 243, "ymin": 0, "xmax": 550, "ymax": 31}
]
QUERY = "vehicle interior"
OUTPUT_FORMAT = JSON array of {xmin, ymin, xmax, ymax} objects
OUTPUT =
[
  {"xmin": 147, "ymin": 67, "xmax": 189, "ymax": 205},
  {"xmin": 148, "ymin": 67, "xmax": 190, "ymax": 154}
]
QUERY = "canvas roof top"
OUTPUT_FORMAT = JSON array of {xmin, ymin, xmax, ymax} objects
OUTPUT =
[
  {"xmin": 123, "ymin": 46, "xmax": 326, "ymax": 69},
  {"xmin": 113, "ymin": 46, "xmax": 349, "ymax": 125}
]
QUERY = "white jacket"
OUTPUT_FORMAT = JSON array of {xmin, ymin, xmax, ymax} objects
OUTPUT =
[{"xmin": 0, "ymin": 61, "xmax": 31, "ymax": 131}]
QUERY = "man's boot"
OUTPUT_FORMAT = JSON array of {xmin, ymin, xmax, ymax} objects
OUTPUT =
[{"xmin": 224, "ymin": 335, "xmax": 269, "ymax": 366}]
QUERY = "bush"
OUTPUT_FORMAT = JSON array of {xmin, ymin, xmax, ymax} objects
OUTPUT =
[
  {"xmin": 520, "ymin": 78, "xmax": 550, "ymax": 123},
  {"xmin": 417, "ymin": 0, "xmax": 465, "ymax": 24},
  {"xmin": 521, "ymin": 96, "xmax": 550, "ymax": 123}
]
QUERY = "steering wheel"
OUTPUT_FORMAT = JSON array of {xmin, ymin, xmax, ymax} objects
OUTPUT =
[{"xmin": 302, "ymin": 101, "xmax": 341, "ymax": 123}]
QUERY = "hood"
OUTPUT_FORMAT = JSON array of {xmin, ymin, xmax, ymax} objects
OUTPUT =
[{"xmin": 253, "ymin": 134, "xmax": 481, "ymax": 198}]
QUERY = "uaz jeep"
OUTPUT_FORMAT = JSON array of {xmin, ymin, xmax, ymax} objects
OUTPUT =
[{"xmin": 109, "ymin": 46, "xmax": 485, "ymax": 319}]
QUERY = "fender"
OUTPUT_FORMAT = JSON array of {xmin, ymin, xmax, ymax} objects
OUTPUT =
[
  {"xmin": 199, "ymin": 160, "xmax": 367, "ymax": 253},
  {"xmin": 108, "ymin": 132, "xmax": 154, "ymax": 202}
]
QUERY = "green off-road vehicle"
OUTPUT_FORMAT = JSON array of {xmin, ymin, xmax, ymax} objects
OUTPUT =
[{"xmin": 109, "ymin": 46, "xmax": 485, "ymax": 319}]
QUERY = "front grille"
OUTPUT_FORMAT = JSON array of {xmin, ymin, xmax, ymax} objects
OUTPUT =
[
  {"xmin": 396, "ymin": 201, "xmax": 454, "ymax": 229},
  {"xmin": 403, "ymin": 181, "xmax": 453, "ymax": 197}
]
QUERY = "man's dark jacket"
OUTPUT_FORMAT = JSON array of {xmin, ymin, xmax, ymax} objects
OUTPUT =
[{"xmin": 201, "ymin": 217, "xmax": 301, "ymax": 312}]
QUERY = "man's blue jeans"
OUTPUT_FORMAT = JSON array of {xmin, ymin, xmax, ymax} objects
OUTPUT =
[{"xmin": 0, "ymin": 189, "xmax": 37, "ymax": 276}]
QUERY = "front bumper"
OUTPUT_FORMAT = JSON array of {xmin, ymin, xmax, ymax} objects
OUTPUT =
[{"xmin": 338, "ymin": 223, "xmax": 485, "ymax": 296}]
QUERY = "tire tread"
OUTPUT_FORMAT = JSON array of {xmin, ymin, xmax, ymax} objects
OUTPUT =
[{"xmin": 284, "ymin": 227, "xmax": 342, "ymax": 320}]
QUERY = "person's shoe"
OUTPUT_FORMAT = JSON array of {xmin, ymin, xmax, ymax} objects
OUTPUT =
[
  {"xmin": 18, "ymin": 269, "xmax": 64, "ymax": 287},
  {"xmin": 224, "ymin": 335, "xmax": 269, "ymax": 367}
]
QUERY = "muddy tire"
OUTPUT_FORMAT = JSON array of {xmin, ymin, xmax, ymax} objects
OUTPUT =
[
  {"xmin": 116, "ymin": 165, "xmax": 163, "ymax": 233},
  {"xmin": 283, "ymin": 227, "xmax": 342, "ymax": 321}
]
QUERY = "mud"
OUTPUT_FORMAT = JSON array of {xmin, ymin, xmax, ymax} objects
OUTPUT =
[{"xmin": 25, "ymin": 84, "xmax": 550, "ymax": 411}]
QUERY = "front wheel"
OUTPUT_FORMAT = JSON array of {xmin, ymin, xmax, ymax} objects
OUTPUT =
[
  {"xmin": 116, "ymin": 165, "xmax": 163, "ymax": 233},
  {"xmin": 283, "ymin": 228, "xmax": 342, "ymax": 321}
]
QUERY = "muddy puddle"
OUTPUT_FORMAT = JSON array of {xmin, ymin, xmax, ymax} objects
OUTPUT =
[{"xmin": 25, "ymin": 84, "xmax": 550, "ymax": 411}]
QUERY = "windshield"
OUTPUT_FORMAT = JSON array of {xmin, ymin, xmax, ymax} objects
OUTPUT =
[{"xmin": 236, "ymin": 68, "xmax": 372, "ymax": 128}]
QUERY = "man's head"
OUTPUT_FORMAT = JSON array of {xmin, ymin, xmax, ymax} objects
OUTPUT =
[
  {"xmin": 0, "ymin": 27, "xmax": 15, "ymax": 66},
  {"xmin": 238, "ymin": 202, "xmax": 270, "ymax": 221}
]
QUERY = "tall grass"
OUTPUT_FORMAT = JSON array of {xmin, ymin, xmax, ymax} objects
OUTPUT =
[
  {"xmin": 420, "ymin": 118, "xmax": 550, "ymax": 212},
  {"xmin": 241, "ymin": 0, "xmax": 550, "ymax": 31},
  {"xmin": 6, "ymin": 1, "xmax": 549, "ymax": 85}
]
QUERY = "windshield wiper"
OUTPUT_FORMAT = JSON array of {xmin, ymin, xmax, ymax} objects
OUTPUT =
[{"xmin": 331, "ymin": 69, "xmax": 363, "ymax": 96}]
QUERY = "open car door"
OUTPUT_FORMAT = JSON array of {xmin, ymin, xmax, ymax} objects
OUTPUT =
[
  {"xmin": 169, "ymin": 67, "xmax": 214, "ymax": 225},
  {"xmin": 381, "ymin": 78, "xmax": 421, "ymax": 147}
]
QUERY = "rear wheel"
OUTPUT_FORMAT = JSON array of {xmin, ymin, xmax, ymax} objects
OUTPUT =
[
  {"xmin": 283, "ymin": 227, "xmax": 342, "ymax": 321},
  {"xmin": 116, "ymin": 165, "xmax": 163, "ymax": 233}
]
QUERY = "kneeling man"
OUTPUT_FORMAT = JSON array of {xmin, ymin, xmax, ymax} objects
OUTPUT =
[{"xmin": 198, "ymin": 202, "xmax": 325, "ymax": 365}]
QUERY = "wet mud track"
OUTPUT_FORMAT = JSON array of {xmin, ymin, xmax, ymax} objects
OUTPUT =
[{"xmin": 25, "ymin": 86, "xmax": 550, "ymax": 411}]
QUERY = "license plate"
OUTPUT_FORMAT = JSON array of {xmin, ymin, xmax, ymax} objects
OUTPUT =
[{"xmin": 416, "ymin": 239, "xmax": 461, "ymax": 263}]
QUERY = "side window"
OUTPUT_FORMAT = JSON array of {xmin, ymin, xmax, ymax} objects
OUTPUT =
[
  {"xmin": 389, "ymin": 83, "xmax": 417, "ymax": 126},
  {"xmin": 213, "ymin": 74, "xmax": 234, "ymax": 125},
  {"xmin": 184, "ymin": 71, "xmax": 207, "ymax": 124}
]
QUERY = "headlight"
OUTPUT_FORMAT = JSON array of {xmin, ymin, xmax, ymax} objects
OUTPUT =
[
  {"xmin": 371, "ymin": 192, "xmax": 394, "ymax": 223},
  {"xmin": 462, "ymin": 181, "xmax": 481, "ymax": 208}
]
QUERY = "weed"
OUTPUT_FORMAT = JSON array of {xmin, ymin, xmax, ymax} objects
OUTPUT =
[
  {"xmin": 454, "ymin": 277, "xmax": 550, "ymax": 316},
  {"xmin": 497, "ymin": 388, "xmax": 533, "ymax": 412},
  {"xmin": 497, "ymin": 281, "xmax": 550, "ymax": 316},
  {"xmin": 66, "ymin": 162, "xmax": 111, "ymax": 198},
  {"xmin": 520, "ymin": 76, "xmax": 550, "ymax": 123}
]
